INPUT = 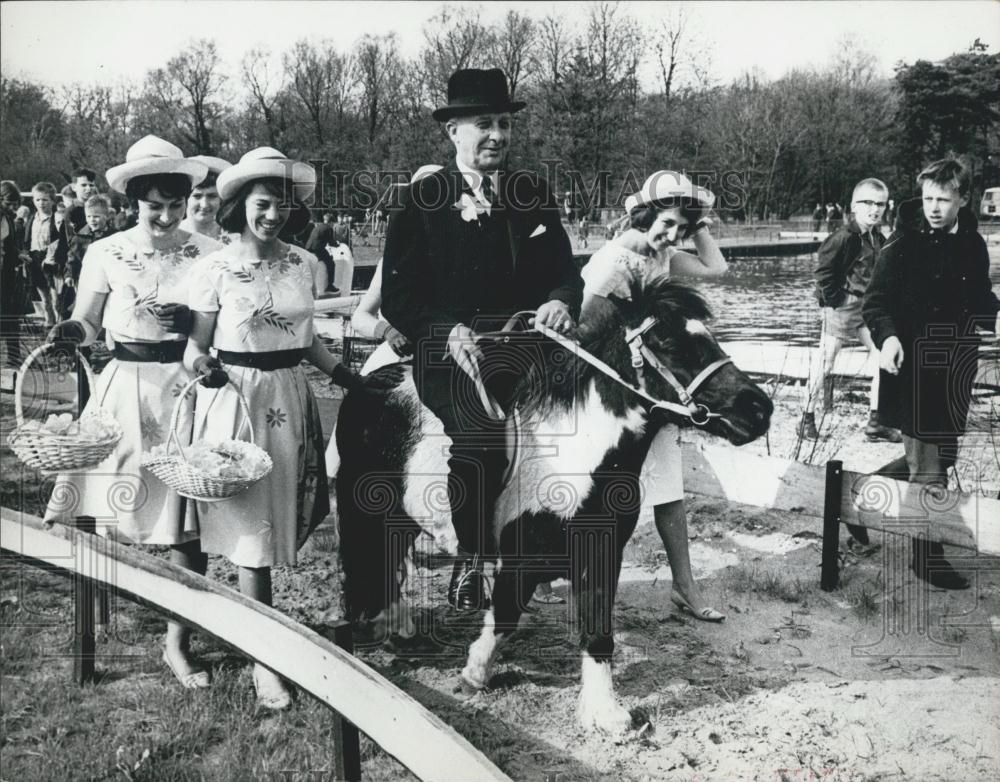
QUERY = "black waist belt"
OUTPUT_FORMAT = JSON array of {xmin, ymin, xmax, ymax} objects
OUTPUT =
[
  {"xmin": 217, "ymin": 348, "xmax": 306, "ymax": 371},
  {"xmin": 114, "ymin": 340, "xmax": 186, "ymax": 363}
]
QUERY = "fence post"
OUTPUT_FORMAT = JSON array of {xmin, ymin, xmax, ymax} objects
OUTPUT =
[
  {"xmin": 73, "ymin": 526, "xmax": 97, "ymax": 684},
  {"xmin": 331, "ymin": 621, "xmax": 362, "ymax": 781},
  {"xmin": 821, "ymin": 460, "xmax": 844, "ymax": 591}
]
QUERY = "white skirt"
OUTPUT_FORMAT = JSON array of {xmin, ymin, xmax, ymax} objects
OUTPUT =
[
  {"xmin": 193, "ymin": 364, "xmax": 329, "ymax": 567},
  {"xmin": 45, "ymin": 359, "xmax": 199, "ymax": 545},
  {"xmin": 639, "ymin": 423, "xmax": 684, "ymax": 507}
]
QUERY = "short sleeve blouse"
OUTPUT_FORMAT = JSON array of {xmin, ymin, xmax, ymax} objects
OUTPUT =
[
  {"xmin": 581, "ymin": 242, "xmax": 676, "ymax": 301},
  {"xmin": 78, "ymin": 229, "xmax": 221, "ymax": 342},
  {"xmin": 189, "ymin": 241, "xmax": 323, "ymax": 352}
]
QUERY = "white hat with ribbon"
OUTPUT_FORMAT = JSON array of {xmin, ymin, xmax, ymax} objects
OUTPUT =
[
  {"xmin": 106, "ymin": 135, "xmax": 208, "ymax": 194},
  {"xmin": 188, "ymin": 155, "xmax": 232, "ymax": 177},
  {"xmin": 626, "ymin": 170, "xmax": 715, "ymax": 214},
  {"xmin": 217, "ymin": 147, "xmax": 316, "ymax": 202}
]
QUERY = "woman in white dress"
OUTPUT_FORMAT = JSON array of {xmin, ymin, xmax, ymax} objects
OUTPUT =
[
  {"xmin": 580, "ymin": 170, "xmax": 728, "ymax": 621},
  {"xmin": 184, "ymin": 147, "xmax": 384, "ymax": 709},
  {"xmin": 178, "ymin": 155, "xmax": 231, "ymax": 243},
  {"xmin": 45, "ymin": 135, "xmax": 225, "ymax": 688}
]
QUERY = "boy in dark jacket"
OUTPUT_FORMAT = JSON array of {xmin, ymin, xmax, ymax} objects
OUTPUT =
[
  {"xmin": 66, "ymin": 194, "xmax": 116, "ymax": 285},
  {"xmin": 863, "ymin": 158, "xmax": 1000, "ymax": 589},
  {"xmin": 800, "ymin": 178, "xmax": 899, "ymax": 442}
]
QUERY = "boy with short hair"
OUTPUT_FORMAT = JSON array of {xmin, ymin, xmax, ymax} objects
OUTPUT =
[
  {"xmin": 863, "ymin": 158, "xmax": 1000, "ymax": 589},
  {"xmin": 66, "ymin": 194, "xmax": 115, "ymax": 290},
  {"xmin": 22, "ymin": 182, "xmax": 61, "ymax": 326},
  {"xmin": 67, "ymin": 167, "xmax": 97, "ymax": 232},
  {"xmin": 800, "ymin": 177, "xmax": 899, "ymax": 442}
]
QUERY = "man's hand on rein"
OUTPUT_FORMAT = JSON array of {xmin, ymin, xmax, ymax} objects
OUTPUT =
[{"xmin": 531, "ymin": 300, "xmax": 575, "ymax": 334}]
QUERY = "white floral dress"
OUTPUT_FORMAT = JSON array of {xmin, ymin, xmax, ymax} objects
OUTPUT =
[
  {"xmin": 45, "ymin": 229, "xmax": 222, "ymax": 543},
  {"xmin": 581, "ymin": 242, "xmax": 684, "ymax": 507},
  {"xmin": 189, "ymin": 241, "xmax": 330, "ymax": 567}
]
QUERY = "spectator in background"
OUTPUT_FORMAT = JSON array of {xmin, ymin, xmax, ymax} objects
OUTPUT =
[
  {"xmin": 812, "ymin": 202, "xmax": 825, "ymax": 232},
  {"xmin": 864, "ymin": 158, "xmax": 1000, "ymax": 590},
  {"xmin": 23, "ymin": 181, "xmax": 61, "ymax": 326},
  {"xmin": 1, "ymin": 179, "xmax": 28, "ymax": 366},
  {"xmin": 578, "ymin": 214, "xmax": 590, "ymax": 248},
  {"xmin": 799, "ymin": 178, "xmax": 899, "ymax": 443},
  {"xmin": 179, "ymin": 155, "xmax": 232, "ymax": 242},
  {"xmin": 826, "ymin": 202, "xmax": 843, "ymax": 233},
  {"xmin": 304, "ymin": 212, "xmax": 339, "ymax": 291},
  {"xmin": 115, "ymin": 201, "xmax": 138, "ymax": 231},
  {"xmin": 62, "ymin": 168, "xmax": 97, "ymax": 234},
  {"xmin": 15, "ymin": 204, "xmax": 30, "ymax": 236},
  {"xmin": 333, "ymin": 211, "xmax": 352, "ymax": 249},
  {"xmin": 66, "ymin": 194, "xmax": 116, "ymax": 292}
]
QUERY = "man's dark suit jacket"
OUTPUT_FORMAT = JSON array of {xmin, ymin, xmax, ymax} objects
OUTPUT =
[{"xmin": 381, "ymin": 162, "xmax": 581, "ymax": 349}]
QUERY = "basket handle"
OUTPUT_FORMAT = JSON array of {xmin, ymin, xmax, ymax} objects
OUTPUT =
[
  {"xmin": 14, "ymin": 342, "xmax": 98, "ymax": 429},
  {"xmin": 167, "ymin": 375, "xmax": 257, "ymax": 464}
]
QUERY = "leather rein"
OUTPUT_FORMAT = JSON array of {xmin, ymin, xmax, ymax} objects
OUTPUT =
[{"xmin": 478, "ymin": 310, "xmax": 733, "ymax": 426}]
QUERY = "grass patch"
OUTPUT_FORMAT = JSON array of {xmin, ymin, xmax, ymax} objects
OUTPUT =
[
  {"xmin": 844, "ymin": 581, "xmax": 881, "ymax": 622},
  {"xmin": 0, "ymin": 563, "xmax": 415, "ymax": 781},
  {"xmin": 721, "ymin": 564, "xmax": 811, "ymax": 603}
]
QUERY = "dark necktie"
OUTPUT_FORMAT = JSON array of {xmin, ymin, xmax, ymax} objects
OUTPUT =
[{"xmin": 480, "ymin": 175, "xmax": 494, "ymax": 204}]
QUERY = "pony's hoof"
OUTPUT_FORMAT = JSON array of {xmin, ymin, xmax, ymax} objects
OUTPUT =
[
  {"xmin": 455, "ymin": 674, "xmax": 487, "ymax": 700},
  {"xmin": 578, "ymin": 695, "xmax": 633, "ymax": 737}
]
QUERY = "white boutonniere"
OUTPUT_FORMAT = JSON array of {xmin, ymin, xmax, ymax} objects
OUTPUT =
[{"xmin": 455, "ymin": 193, "xmax": 487, "ymax": 224}]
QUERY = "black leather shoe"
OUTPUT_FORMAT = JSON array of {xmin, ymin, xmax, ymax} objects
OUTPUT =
[
  {"xmin": 912, "ymin": 540, "xmax": 970, "ymax": 590},
  {"xmin": 448, "ymin": 559, "xmax": 491, "ymax": 611}
]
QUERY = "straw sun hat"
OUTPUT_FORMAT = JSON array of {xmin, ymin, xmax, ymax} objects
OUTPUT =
[
  {"xmin": 188, "ymin": 155, "xmax": 232, "ymax": 177},
  {"xmin": 216, "ymin": 147, "xmax": 317, "ymax": 202},
  {"xmin": 625, "ymin": 170, "xmax": 716, "ymax": 215},
  {"xmin": 105, "ymin": 135, "xmax": 208, "ymax": 194}
]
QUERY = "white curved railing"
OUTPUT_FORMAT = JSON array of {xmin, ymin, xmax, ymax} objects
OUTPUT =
[{"xmin": 0, "ymin": 508, "xmax": 510, "ymax": 782}]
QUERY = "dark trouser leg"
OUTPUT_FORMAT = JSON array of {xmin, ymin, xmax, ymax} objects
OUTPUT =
[
  {"xmin": 902, "ymin": 435, "xmax": 969, "ymax": 590},
  {"xmin": 413, "ymin": 354, "xmax": 506, "ymax": 608},
  {"xmin": 413, "ymin": 357, "xmax": 506, "ymax": 558}
]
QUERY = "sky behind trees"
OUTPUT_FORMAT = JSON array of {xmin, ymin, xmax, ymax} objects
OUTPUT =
[
  {"xmin": 2, "ymin": 1, "xmax": 998, "ymax": 220},
  {"xmin": 2, "ymin": 0, "xmax": 997, "ymax": 89}
]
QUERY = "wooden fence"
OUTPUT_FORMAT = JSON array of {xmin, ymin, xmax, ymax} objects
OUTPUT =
[{"xmin": 0, "ymin": 508, "xmax": 511, "ymax": 782}]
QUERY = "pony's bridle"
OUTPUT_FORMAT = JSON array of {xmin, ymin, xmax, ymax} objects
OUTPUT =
[
  {"xmin": 622, "ymin": 316, "xmax": 733, "ymax": 426},
  {"xmin": 529, "ymin": 314, "xmax": 733, "ymax": 426}
]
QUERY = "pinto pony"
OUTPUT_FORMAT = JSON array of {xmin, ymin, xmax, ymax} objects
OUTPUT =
[{"xmin": 336, "ymin": 278, "xmax": 772, "ymax": 735}]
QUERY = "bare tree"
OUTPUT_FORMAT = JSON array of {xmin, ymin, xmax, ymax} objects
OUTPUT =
[
  {"xmin": 488, "ymin": 11, "xmax": 536, "ymax": 97},
  {"xmin": 241, "ymin": 46, "xmax": 284, "ymax": 148},
  {"xmin": 537, "ymin": 14, "xmax": 572, "ymax": 86},
  {"xmin": 283, "ymin": 39, "xmax": 354, "ymax": 147},
  {"xmin": 144, "ymin": 39, "xmax": 227, "ymax": 154},
  {"xmin": 355, "ymin": 33, "xmax": 402, "ymax": 147},
  {"xmin": 420, "ymin": 7, "xmax": 494, "ymax": 104}
]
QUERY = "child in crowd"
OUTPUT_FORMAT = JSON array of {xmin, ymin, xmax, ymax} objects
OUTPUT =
[
  {"xmin": 66, "ymin": 194, "xmax": 116, "ymax": 290},
  {"xmin": 863, "ymin": 158, "xmax": 1000, "ymax": 589},
  {"xmin": 66, "ymin": 168, "xmax": 98, "ymax": 233},
  {"xmin": 800, "ymin": 178, "xmax": 900, "ymax": 442},
  {"xmin": 23, "ymin": 182, "xmax": 61, "ymax": 326}
]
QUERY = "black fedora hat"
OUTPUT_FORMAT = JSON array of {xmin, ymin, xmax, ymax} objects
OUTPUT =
[{"xmin": 432, "ymin": 68, "xmax": 526, "ymax": 122}]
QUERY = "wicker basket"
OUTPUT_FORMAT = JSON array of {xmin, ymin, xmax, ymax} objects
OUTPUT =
[
  {"xmin": 9, "ymin": 343, "xmax": 123, "ymax": 474},
  {"xmin": 141, "ymin": 376, "xmax": 273, "ymax": 502}
]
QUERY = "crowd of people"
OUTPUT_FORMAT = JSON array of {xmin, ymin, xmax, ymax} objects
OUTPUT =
[{"xmin": 1, "ymin": 66, "xmax": 997, "ymax": 709}]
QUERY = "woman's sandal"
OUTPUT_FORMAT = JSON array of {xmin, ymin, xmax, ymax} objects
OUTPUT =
[
  {"xmin": 162, "ymin": 648, "xmax": 211, "ymax": 690},
  {"xmin": 253, "ymin": 664, "xmax": 292, "ymax": 711},
  {"xmin": 670, "ymin": 590, "xmax": 725, "ymax": 623},
  {"xmin": 532, "ymin": 587, "xmax": 566, "ymax": 604}
]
